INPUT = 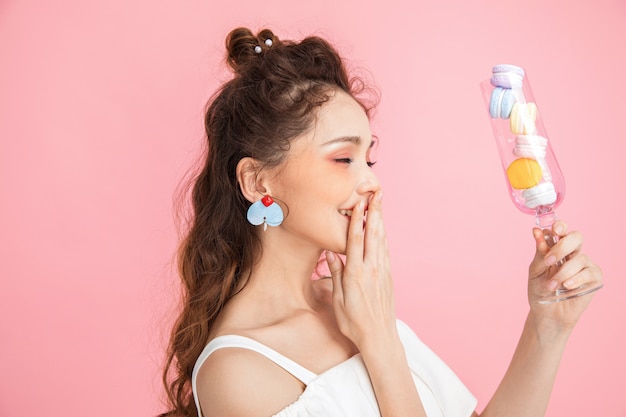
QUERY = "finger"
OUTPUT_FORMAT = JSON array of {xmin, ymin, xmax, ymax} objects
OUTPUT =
[
  {"xmin": 529, "ymin": 228, "xmax": 551, "ymax": 278},
  {"xmin": 544, "ymin": 230, "xmax": 584, "ymax": 267},
  {"xmin": 552, "ymin": 220, "xmax": 568, "ymax": 238},
  {"xmin": 562, "ymin": 263, "xmax": 603, "ymax": 290},
  {"xmin": 325, "ymin": 250, "xmax": 345, "ymax": 302},
  {"xmin": 550, "ymin": 253, "xmax": 598, "ymax": 289},
  {"xmin": 549, "ymin": 252, "xmax": 588, "ymax": 283},
  {"xmin": 364, "ymin": 191, "xmax": 385, "ymax": 258},
  {"xmin": 532, "ymin": 227, "xmax": 550, "ymax": 255},
  {"xmin": 345, "ymin": 199, "xmax": 366, "ymax": 264}
]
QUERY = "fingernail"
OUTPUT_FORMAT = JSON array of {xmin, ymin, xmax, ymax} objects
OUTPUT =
[
  {"xmin": 545, "ymin": 255, "xmax": 557, "ymax": 266},
  {"xmin": 564, "ymin": 279, "xmax": 576, "ymax": 289},
  {"xmin": 326, "ymin": 251, "xmax": 336, "ymax": 263},
  {"xmin": 547, "ymin": 280, "xmax": 558, "ymax": 291},
  {"xmin": 555, "ymin": 224, "xmax": 563, "ymax": 234},
  {"xmin": 376, "ymin": 191, "xmax": 384, "ymax": 201}
]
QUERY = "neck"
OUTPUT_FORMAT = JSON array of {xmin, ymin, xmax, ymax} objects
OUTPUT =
[{"xmin": 238, "ymin": 228, "xmax": 325, "ymax": 309}]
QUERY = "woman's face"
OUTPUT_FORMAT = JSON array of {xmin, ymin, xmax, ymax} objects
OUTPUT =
[{"xmin": 270, "ymin": 89, "xmax": 380, "ymax": 254}]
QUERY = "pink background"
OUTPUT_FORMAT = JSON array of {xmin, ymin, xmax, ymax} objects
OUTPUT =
[{"xmin": 1, "ymin": 0, "xmax": 625, "ymax": 416}]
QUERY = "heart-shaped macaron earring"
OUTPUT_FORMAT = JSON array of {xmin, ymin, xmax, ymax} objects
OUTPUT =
[{"xmin": 246, "ymin": 195, "xmax": 284, "ymax": 231}]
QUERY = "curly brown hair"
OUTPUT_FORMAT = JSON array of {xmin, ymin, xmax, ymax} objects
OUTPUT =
[{"xmin": 159, "ymin": 27, "xmax": 376, "ymax": 417}]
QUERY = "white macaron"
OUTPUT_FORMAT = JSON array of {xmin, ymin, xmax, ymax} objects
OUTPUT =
[{"xmin": 522, "ymin": 182, "xmax": 557, "ymax": 209}]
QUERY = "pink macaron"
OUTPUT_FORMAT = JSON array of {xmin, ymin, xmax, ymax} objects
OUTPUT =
[{"xmin": 513, "ymin": 135, "xmax": 548, "ymax": 159}]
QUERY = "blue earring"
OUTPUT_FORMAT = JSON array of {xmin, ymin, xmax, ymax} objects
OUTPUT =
[{"xmin": 246, "ymin": 195, "xmax": 284, "ymax": 231}]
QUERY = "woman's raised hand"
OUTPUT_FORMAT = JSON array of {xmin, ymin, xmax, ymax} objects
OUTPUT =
[
  {"xmin": 528, "ymin": 220, "xmax": 603, "ymax": 329},
  {"xmin": 325, "ymin": 191, "xmax": 398, "ymax": 349}
]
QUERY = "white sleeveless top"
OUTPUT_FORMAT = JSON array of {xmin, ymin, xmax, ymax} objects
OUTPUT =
[{"xmin": 192, "ymin": 319, "xmax": 477, "ymax": 417}]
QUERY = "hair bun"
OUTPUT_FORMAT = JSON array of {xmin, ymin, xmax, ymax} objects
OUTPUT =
[{"xmin": 225, "ymin": 27, "xmax": 279, "ymax": 74}]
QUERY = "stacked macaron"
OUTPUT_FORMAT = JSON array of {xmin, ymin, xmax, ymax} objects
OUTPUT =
[
  {"xmin": 513, "ymin": 135, "xmax": 553, "ymax": 182},
  {"xmin": 489, "ymin": 65, "xmax": 557, "ymax": 209}
]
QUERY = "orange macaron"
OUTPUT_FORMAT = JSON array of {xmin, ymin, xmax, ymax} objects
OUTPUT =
[{"xmin": 506, "ymin": 157, "xmax": 543, "ymax": 189}]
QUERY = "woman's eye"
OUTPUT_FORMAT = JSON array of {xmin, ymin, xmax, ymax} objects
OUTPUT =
[{"xmin": 334, "ymin": 158, "xmax": 377, "ymax": 167}]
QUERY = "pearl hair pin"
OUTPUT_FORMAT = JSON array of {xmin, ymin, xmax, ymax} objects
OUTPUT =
[{"xmin": 254, "ymin": 38, "xmax": 273, "ymax": 54}]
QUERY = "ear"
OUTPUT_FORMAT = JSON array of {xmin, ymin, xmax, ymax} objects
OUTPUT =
[{"xmin": 236, "ymin": 157, "xmax": 268, "ymax": 203}]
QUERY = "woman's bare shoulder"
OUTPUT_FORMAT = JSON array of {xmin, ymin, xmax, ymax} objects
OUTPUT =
[{"xmin": 196, "ymin": 346, "xmax": 305, "ymax": 417}]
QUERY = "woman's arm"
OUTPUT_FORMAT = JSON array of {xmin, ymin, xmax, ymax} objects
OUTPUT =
[
  {"xmin": 359, "ymin": 329, "xmax": 427, "ymax": 417},
  {"xmin": 326, "ymin": 191, "xmax": 427, "ymax": 417},
  {"xmin": 479, "ymin": 221, "xmax": 602, "ymax": 417},
  {"xmin": 479, "ymin": 311, "xmax": 571, "ymax": 416}
]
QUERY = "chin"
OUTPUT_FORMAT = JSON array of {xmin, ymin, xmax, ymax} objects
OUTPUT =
[
  {"xmin": 317, "ymin": 229, "xmax": 349, "ymax": 255},
  {"xmin": 326, "ymin": 239, "xmax": 348, "ymax": 256}
]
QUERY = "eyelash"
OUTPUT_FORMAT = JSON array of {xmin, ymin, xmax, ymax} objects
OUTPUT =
[{"xmin": 335, "ymin": 158, "xmax": 377, "ymax": 168}]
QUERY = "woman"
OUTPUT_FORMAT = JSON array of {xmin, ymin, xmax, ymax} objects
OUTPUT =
[{"xmin": 160, "ymin": 27, "xmax": 603, "ymax": 417}]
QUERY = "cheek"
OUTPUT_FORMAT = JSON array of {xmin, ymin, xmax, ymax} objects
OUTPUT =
[{"xmin": 275, "ymin": 159, "xmax": 354, "ymax": 208}]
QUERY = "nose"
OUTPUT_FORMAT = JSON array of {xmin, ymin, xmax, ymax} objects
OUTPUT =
[{"xmin": 356, "ymin": 164, "xmax": 381, "ymax": 196}]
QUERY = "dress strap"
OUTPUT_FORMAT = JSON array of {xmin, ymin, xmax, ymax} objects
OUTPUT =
[
  {"xmin": 191, "ymin": 335, "xmax": 317, "ymax": 417},
  {"xmin": 192, "ymin": 334, "xmax": 317, "ymax": 387}
]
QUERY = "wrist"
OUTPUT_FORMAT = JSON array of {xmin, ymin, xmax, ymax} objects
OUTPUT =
[
  {"xmin": 359, "ymin": 329, "xmax": 411, "ymax": 383},
  {"xmin": 526, "ymin": 311, "xmax": 573, "ymax": 346},
  {"xmin": 358, "ymin": 325, "xmax": 404, "ymax": 359}
]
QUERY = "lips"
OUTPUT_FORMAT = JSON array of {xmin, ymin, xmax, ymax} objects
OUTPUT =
[
  {"xmin": 339, "ymin": 207, "xmax": 369, "ymax": 231},
  {"xmin": 338, "ymin": 206, "xmax": 368, "ymax": 218}
]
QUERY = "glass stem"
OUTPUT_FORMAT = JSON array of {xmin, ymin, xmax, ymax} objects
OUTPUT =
[
  {"xmin": 535, "ymin": 206, "xmax": 558, "ymax": 229},
  {"xmin": 535, "ymin": 207, "xmax": 563, "ymax": 266}
]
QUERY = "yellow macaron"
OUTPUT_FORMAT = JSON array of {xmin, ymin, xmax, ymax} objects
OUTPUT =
[
  {"xmin": 510, "ymin": 102, "xmax": 538, "ymax": 135},
  {"xmin": 506, "ymin": 157, "xmax": 543, "ymax": 189}
]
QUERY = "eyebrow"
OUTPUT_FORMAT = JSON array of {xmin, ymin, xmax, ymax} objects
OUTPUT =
[{"xmin": 322, "ymin": 136, "xmax": 376, "ymax": 148}]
